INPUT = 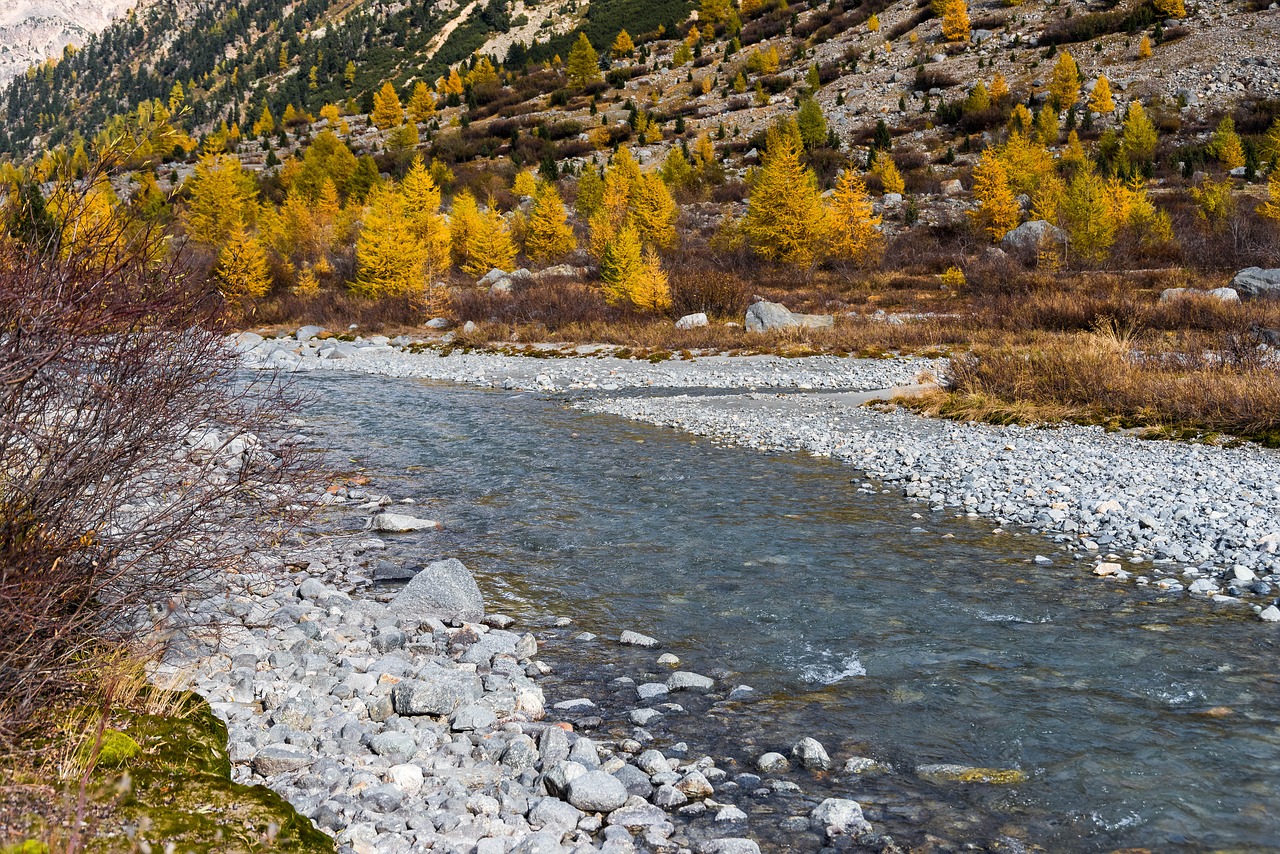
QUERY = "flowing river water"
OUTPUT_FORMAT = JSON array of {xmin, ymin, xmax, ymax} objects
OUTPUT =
[{"xmin": 302, "ymin": 372, "xmax": 1280, "ymax": 853}]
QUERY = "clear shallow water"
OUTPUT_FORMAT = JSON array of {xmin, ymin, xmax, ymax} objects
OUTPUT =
[{"xmin": 303, "ymin": 373, "xmax": 1280, "ymax": 852}]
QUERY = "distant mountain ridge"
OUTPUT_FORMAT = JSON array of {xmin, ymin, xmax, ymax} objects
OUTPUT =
[{"xmin": 0, "ymin": 0, "xmax": 138, "ymax": 85}]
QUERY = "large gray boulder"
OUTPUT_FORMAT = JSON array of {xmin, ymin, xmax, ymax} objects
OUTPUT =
[
  {"xmin": 370, "ymin": 513, "xmax": 439, "ymax": 532},
  {"xmin": 566, "ymin": 770, "xmax": 629, "ymax": 812},
  {"xmin": 1232, "ymin": 268, "xmax": 1280, "ymax": 299},
  {"xmin": 391, "ymin": 669, "xmax": 484, "ymax": 716},
  {"xmin": 810, "ymin": 798, "xmax": 872, "ymax": 839},
  {"xmin": 389, "ymin": 558, "xmax": 484, "ymax": 622},
  {"xmin": 744, "ymin": 300, "xmax": 834, "ymax": 333},
  {"xmin": 1000, "ymin": 220, "xmax": 1066, "ymax": 259}
]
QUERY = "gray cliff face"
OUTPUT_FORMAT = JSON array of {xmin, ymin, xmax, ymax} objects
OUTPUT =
[{"xmin": 0, "ymin": 0, "xmax": 137, "ymax": 84}]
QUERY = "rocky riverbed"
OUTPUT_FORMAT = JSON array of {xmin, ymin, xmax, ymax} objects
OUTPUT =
[{"xmin": 162, "ymin": 472, "xmax": 897, "ymax": 854}]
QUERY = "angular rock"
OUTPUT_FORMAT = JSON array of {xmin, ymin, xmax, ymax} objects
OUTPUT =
[
  {"xmin": 757, "ymin": 752, "xmax": 790, "ymax": 773},
  {"xmin": 252, "ymin": 745, "xmax": 313, "ymax": 776},
  {"xmin": 388, "ymin": 558, "xmax": 484, "ymax": 622},
  {"xmin": 370, "ymin": 513, "xmax": 439, "ymax": 533},
  {"xmin": 744, "ymin": 300, "xmax": 834, "ymax": 333},
  {"xmin": 1000, "ymin": 220, "xmax": 1066, "ymax": 260},
  {"xmin": 667, "ymin": 671, "xmax": 714, "ymax": 691},
  {"xmin": 529, "ymin": 797, "xmax": 583, "ymax": 836},
  {"xmin": 1232, "ymin": 267, "xmax": 1280, "ymax": 299},
  {"xmin": 791, "ymin": 737, "xmax": 832, "ymax": 771},
  {"xmin": 620, "ymin": 630, "xmax": 659, "ymax": 648},
  {"xmin": 391, "ymin": 670, "xmax": 484, "ymax": 716}
]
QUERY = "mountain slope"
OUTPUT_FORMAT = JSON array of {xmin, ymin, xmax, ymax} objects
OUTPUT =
[{"xmin": 0, "ymin": 0, "xmax": 137, "ymax": 85}]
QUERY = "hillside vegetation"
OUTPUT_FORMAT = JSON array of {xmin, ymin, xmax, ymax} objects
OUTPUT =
[{"xmin": 0, "ymin": 0, "xmax": 1279, "ymax": 434}]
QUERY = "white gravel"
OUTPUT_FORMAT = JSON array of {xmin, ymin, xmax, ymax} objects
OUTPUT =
[{"xmin": 235, "ymin": 332, "xmax": 942, "ymax": 392}]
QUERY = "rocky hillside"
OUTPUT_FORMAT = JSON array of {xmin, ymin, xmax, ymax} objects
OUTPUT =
[{"xmin": 0, "ymin": 0, "xmax": 138, "ymax": 85}]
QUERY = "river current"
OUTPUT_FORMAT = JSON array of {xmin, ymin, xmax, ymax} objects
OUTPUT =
[{"xmin": 303, "ymin": 372, "xmax": 1280, "ymax": 852}]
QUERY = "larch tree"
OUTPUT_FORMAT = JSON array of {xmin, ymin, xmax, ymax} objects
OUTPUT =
[
  {"xmin": 742, "ymin": 121, "xmax": 829, "ymax": 267},
  {"xmin": 612, "ymin": 29, "xmax": 636, "ymax": 59},
  {"xmin": 1261, "ymin": 118, "xmax": 1280, "ymax": 166},
  {"xmin": 371, "ymin": 81, "xmax": 404, "ymax": 129},
  {"xmin": 632, "ymin": 247, "xmax": 673, "ymax": 312},
  {"xmin": 868, "ymin": 13, "xmax": 880, "ymax": 32},
  {"xmin": 1008, "ymin": 103, "xmax": 1034, "ymax": 137},
  {"xmin": 1058, "ymin": 167, "xmax": 1115, "ymax": 262},
  {"xmin": 567, "ymin": 33, "xmax": 602, "ymax": 88},
  {"xmin": 630, "ymin": 172, "xmax": 678, "ymax": 249},
  {"xmin": 939, "ymin": 0, "xmax": 971, "ymax": 42},
  {"xmin": 827, "ymin": 168, "xmax": 883, "ymax": 265},
  {"xmin": 463, "ymin": 202, "xmax": 516, "ymax": 276},
  {"xmin": 401, "ymin": 158, "xmax": 451, "ymax": 283},
  {"xmin": 524, "ymin": 181, "xmax": 577, "ymax": 263},
  {"xmin": 1259, "ymin": 170, "xmax": 1280, "ymax": 223},
  {"xmin": 600, "ymin": 223, "xmax": 645, "ymax": 305},
  {"xmin": 872, "ymin": 150, "xmax": 905, "ymax": 195},
  {"xmin": 450, "ymin": 190, "xmax": 483, "ymax": 269},
  {"xmin": 575, "ymin": 168, "xmax": 605, "ymax": 218},
  {"xmin": 969, "ymin": 150, "xmax": 1019, "ymax": 241},
  {"xmin": 1210, "ymin": 117, "xmax": 1246, "ymax": 170},
  {"xmin": 217, "ymin": 225, "xmax": 272, "ymax": 308},
  {"xmin": 355, "ymin": 185, "xmax": 426, "ymax": 298},
  {"xmin": 1035, "ymin": 107, "xmax": 1059, "ymax": 145},
  {"xmin": 252, "ymin": 104, "xmax": 276, "ymax": 137},
  {"xmin": 184, "ymin": 153, "xmax": 259, "ymax": 248},
  {"xmin": 1137, "ymin": 34, "xmax": 1152, "ymax": 59},
  {"xmin": 320, "ymin": 103, "xmax": 349, "ymax": 133},
  {"xmin": 513, "ymin": 170, "xmax": 539, "ymax": 197},
  {"xmin": 990, "ymin": 72, "xmax": 1010, "ymax": 103},
  {"xmin": 1120, "ymin": 101, "xmax": 1158, "ymax": 171},
  {"xmin": 1088, "ymin": 76, "xmax": 1116, "ymax": 114},
  {"xmin": 1154, "ymin": 0, "xmax": 1186, "ymax": 17},
  {"xmin": 408, "ymin": 81, "xmax": 438, "ymax": 124},
  {"xmin": 1048, "ymin": 51, "xmax": 1081, "ymax": 111},
  {"xmin": 796, "ymin": 99, "xmax": 828, "ymax": 150}
]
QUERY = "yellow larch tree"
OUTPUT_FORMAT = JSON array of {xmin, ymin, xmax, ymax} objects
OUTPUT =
[
  {"xmin": 1137, "ymin": 34, "xmax": 1152, "ymax": 59},
  {"xmin": 463, "ymin": 201, "xmax": 516, "ymax": 276},
  {"xmin": 408, "ymin": 81, "xmax": 438, "ymax": 124},
  {"xmin": 1210, "ymin": 117, "xmax": 1246, "ymax": 170},
  {"xmin": 401, "ymin": 158, "xmax": 451, "ymax": 283},
  {"xmin": 575, "ymin": 168, "xmax": 605, "ymax": 218},
  {"xmin": 355, "ymin": 184, "xmax": 426, "ymax": 297},
  {"xmin": 320, "ymin": 103, "xmax": 349, "ymax": 133},
  {"xmin": 990, "ymin": 73, "xmax": 1010, "ymax": 103},
  {"xmin": 525, "ymin": 181, "xmax": 577, "ymax": 263},
  {"xmin": 631, "ymin": 246, "xmax": 673, "ymax": 312},
  {"xmin": 450, "ymin": 190, "xmax": 484, "ymax": 269},
  {"xmin": 630, "ymin": 172, "xmax": 679, "ymax": 249},
  {"xmin": 371, "ymin": 81, "xmax": 404, "ymax": 129},
  {"xmin": 1154, "ymin": 0, "xmax": 1185, "ymax": 18},
  {"xmin": 1008, "ymin": 103, "xmax": 1034, "ymax": 137},
  {"xmin": 868, "ymin": 13, "xmax": 880, "ymax": 32},
  {"xmin": 1088, "ymin": 76, "xmax": 1116, "ymax": 114},
  {"xmin": 743, "ymin": 120, "xmax": 829, "ymax": 267},
  {"xmin": 567, "ymin": 33, "xmax": 602, "ymax": 88},
  {"xmin": 827, "ymin": 168, "xmax": 883, "ymax": 265},
  {"xmin": 600, "ymin": 223, "xmax": 644, "ymax": 305},
  {"xmin": 612, "ymin": 29, "xmax": 636, "ymax": 59},
  {"xmin": 183, "ymin": 153, "xmax": 259, "ymax": 248},
  {"xmin": 513, "ymin": 170, "xmax": 539, "ymax": 197},
  {"xmin": 252, "ymin": 104, "xmax": 276, "ymax": 137},
  {"xmin": 1058, "ymin": 167, "xmax": 1115, "ymax": 262},
  {"xmin": 969, "ymin": 150, "xmax": 1019, "ymax": 241},
  {"xmin": 1259, "ymin": 170, "xmax": 1280, "ymax": 223},
  {"xmin": 1048, "ymin": 51, "xmax": 1081, "ymax": 111},
  {"xmin": 217, "ymin": 225, "xmax": 272, "ymax": 308},
  {"xmin": 872, "ymin": 150, "xmax": 905, "ymax": 195},
  {"xmin": 939, "ymin": 0, "xmax": 971, "ymax": 42},
  {"xmin": 1120, "ymin": 101, "xmax": 1158, "ymax": 170}
]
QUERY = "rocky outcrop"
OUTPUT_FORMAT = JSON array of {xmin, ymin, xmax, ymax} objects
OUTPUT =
[
  {"xmin": 1000, "ymin": 220, "xmax": 1067, "ymax": 260},
  {"xmin": 1231, "ymin": 268, "xmax": 1280, "ymax": 300},
  {"xmin": 744, "ymin": 300, "xmax": 834, "ymax": 333}
]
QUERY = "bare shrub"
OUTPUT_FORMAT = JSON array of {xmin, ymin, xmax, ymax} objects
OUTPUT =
[{"xmin": 0, "ymin": 169, "xmax": 307, "ymax": 752}]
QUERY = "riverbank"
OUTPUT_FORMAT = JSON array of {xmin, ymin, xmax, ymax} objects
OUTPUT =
[
  {"xmin": 238, "ymin": 331, "xmax": 1280, "ymax": 620},
  {"xmin": 165, "ymin": 470, "xmax": 892, "ymax": 854}
]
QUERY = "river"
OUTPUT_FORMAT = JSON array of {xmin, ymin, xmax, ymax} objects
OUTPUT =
[{"xmin": 303, "ymin": 372, "xmax": 1280, "ymax": 852}]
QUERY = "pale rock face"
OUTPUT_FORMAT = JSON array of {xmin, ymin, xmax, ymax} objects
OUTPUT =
[{"xmin": 0, "ymin": 0, "xmax": 137, "ymax": 84}]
